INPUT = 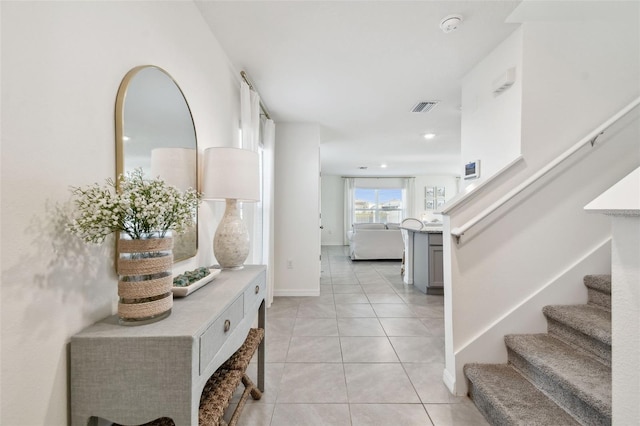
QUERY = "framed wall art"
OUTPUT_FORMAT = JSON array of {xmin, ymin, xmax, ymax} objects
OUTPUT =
[{"xmin": 425, "ymin": 199, "xmax": 436, "ymax": 210}]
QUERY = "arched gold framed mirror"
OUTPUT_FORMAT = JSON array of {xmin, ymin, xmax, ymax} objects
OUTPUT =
[{"xmin": 115, "ymin": 65, "xmax": 198, "ymax": 262}]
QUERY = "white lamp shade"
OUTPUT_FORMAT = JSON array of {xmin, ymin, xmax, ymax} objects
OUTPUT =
[
  {"xmin": 202, "ymin": 147, "xmax": 260, "ymax": 202},
  {"xmin": 151, "ymin": 148, "xmax": 197, "ymax": 191}
]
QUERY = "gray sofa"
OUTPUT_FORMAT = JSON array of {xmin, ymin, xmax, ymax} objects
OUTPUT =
[{"xmin": 347, "ymin": 223, "xmax": 404, "ymax": 260}]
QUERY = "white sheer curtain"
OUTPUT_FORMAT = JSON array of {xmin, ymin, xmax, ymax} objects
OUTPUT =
[
  {"xmin": 241, "ymin": 80, "xmax": 276, "ymax": 306},
  {"xmin": 241, "ymin": 82, "xmax": 260, "ymax": 151},
  {"xmin": 240, "ymin": 81, "xmax": 262, "ymax": 265},
  {"xmin": 262, "ymin": 119, "xmax": 276, "ymax": 306},
  {"xmin": 343, "ymin": 177, "xmax": 355, "ymax": 245}
]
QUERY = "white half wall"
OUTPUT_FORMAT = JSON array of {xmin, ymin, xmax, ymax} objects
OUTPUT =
[
  {"xmin": 1, "ymin": 2, "xmax": 240, "ymax": 423},
  {"xmin": 274, "ymin": 124, "xmax": 321, "ymax": 296}
]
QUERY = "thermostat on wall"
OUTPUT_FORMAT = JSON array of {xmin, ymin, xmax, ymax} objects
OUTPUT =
[{"xmin": 464, "ymin": 160, "xmax": 480, "ymax": 180}]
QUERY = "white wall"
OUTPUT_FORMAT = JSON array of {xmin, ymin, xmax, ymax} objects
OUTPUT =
[
  {"xmin": 274, "ymin": 124, "xmax": 321, "ymax": 296},
  {"xmin": 320, "ymin": 175, "xmax": 344, "ymax": 246},
  {"xmin": 0, "ymin": 2, "xmax": 241, "ymax": 423},
  {"xmin": 521, "ymin": 22, "xmax": 639, "ymax": 172},
  {"xmin": 460, "ymin": 27, "xmax": 523, "ymax": 189},
  {"xmin": 321, "ymin": 175, "xmax": 458, "ymax": 246},
  {"xmin": 414, "ymin": 175, "xmax": 459, "ymax": 219},
  {"xmin": 442, "ymin": 6, "xmax": 640, "ymax": 396}
]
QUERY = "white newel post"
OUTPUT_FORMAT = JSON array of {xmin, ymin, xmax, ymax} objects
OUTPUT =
[{"xmin": 585, "ymin": 167, "xmax": 640, "ymax": 424}]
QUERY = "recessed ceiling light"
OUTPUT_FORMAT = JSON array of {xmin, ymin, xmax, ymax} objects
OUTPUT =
[
  {"xmin": 123, "ymin": 136, "xmax": 131, "ymax": 141},
  {"xmin": 380, "ymin": 164, "xmax": 388, "ymax": 168},
  {"xmin": 423, "ymin": 133, "xmax": 436, "ymax": 140}
]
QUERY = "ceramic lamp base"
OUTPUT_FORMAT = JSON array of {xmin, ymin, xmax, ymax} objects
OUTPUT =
[{"xmin": 214, "ymin": 199, "xmax": 250, "ymax": 269}]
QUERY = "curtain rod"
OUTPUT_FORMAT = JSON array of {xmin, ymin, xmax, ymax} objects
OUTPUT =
[{"xmin": 240, "ymin": 70, "xmax": 272, "ymax": 120}]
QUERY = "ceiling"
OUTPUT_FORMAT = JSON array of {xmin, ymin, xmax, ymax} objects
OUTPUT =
[{"xmin": 195, "ymin": 1, "xmax": 522, "ymax": 177}]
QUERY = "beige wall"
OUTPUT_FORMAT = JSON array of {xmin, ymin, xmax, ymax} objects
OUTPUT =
[{"xmin": 0, "ymin": 2, "xmax": 240, "ymax": 423}]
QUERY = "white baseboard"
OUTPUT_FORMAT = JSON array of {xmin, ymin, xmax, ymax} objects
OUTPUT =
[
  {"xmin": 273, "ymin": 289, "xmax": 321, "ymax": 297},
  {"xmin": 443, "ymin": 368, "xmax": 457, "ymax": 395}
]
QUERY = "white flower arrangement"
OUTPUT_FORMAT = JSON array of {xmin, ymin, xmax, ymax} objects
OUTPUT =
[{"xmin": 67, "ymin": 168, "xmax": 201, "ymax": 244}]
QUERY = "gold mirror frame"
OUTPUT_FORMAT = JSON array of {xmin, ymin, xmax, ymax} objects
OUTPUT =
[{"xmin": 115, "ymin": 65, "xmax": 198, "ymax": 262}]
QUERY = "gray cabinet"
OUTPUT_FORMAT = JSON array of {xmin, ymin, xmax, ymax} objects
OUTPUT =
[
  {"xmin": 409, "ymin": 231, "xmax": 443, "ymax": 295},
  {"xmin": 429, "ymin": 244, "xmax": 444, "ymax": 288}
]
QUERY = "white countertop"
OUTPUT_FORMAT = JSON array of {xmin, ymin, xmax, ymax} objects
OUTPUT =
[{"xmin": 400, "ymin": 225, "xmax": 443, "ymax": 233}]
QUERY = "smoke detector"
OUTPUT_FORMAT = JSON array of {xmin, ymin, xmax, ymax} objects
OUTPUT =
[{"xmin": 440, "ymin": 14, "xmax": 463, "ymax": 33}]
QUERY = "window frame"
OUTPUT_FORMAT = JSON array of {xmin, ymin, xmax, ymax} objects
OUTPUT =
[{"xmin": 353, "ymin": 187, "xmax": 404, "ymax": 224}]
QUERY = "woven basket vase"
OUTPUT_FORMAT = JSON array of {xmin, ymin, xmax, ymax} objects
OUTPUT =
[{"xmin": 117, "ymin": 235, "xmax": 174, "ymax": 325}]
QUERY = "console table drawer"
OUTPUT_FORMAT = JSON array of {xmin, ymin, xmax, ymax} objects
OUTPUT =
[
  {"xmin": 199, "ymin": 295, "xmax": 244, "ymax": 374},
  {"xmin": 244, "ymin": 274, "xmax": 266, "ymax": 315}
]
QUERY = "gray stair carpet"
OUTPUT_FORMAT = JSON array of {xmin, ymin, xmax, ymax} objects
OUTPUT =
[
  {"xmin": 464, "ymin": 275, "xmax": 612, "ymax": 426},
  {"xmin": 465, "ymin": 363, "xmax": 580, "ymax": 426},
  {"xmin": 506, "ymin": 334, "xmax": 611, "ymax": 426},
  {"xmin": 584, "ymin": 275, "xmax": 611, "ymax": 310},
  {"xmin": 543, "ymin": 304, "xmax": 611, "ymax": 365}
]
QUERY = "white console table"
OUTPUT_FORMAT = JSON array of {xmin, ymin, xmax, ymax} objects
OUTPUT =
[{"xmin": 70, "ymin": 265, "xmax": 266, "ymax": 426}]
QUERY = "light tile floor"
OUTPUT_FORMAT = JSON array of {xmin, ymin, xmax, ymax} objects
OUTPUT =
[{"xmin": 227, "ymin": 245, "xmax": 489, "ymax": 426}]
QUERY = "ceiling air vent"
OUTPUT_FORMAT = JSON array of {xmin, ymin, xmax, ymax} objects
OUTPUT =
[{"xmin": 411, "ymin": 101, "xmax": 439, "ymax": 113}]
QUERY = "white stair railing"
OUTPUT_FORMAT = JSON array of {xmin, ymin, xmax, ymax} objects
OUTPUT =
[{"xmin": 451, "ymin": 96, "xmax": 640, "ymax": 242}]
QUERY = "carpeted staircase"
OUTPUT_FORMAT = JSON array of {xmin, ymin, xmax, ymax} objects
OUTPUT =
[{"xmin": 464, "ymin": 275, "xmax": 612, "ymax": 426}]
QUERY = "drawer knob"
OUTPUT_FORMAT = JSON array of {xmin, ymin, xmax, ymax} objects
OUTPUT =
[
  {"xmin": 255, "ymin": 285, "xmax": 260, "ymax": 294},
  {"xmin": 224, "ymin": 319, "xmax": 231, "ymax": 333}
]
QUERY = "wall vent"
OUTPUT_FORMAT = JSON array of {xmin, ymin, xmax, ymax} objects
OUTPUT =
[
  {"xmin": 411, "ymin": 101, "xmax": 439, "ymax": 113},
  {"xmin": 493, "ymin": 68, "xmax": 516, "ymax": 95}
]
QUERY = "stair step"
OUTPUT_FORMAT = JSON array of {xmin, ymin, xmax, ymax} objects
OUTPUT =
[
  {"xmin": 465, "ymin": 363, "xmax": 580, "ymax": 425},
  {"xmin": 543, "ymin": 304, "xmax": 611, "ymax": 365},
  {"xmin": 505, "ymin": 334, "xmax": 611, "ymax": 426},
  {"xmin": 584, "ymin": 275, "xmax": 611, "ymax": 310}
]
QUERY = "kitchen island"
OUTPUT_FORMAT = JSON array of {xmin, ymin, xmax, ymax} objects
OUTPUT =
[{"xmin": 401, "ymin": 225, "xmax": 444, "ymax": 295}]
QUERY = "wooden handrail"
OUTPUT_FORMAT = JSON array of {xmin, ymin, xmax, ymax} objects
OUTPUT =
[{"xmin": 451, "ymin": 96, "xmax": 640, "ymax": 242}]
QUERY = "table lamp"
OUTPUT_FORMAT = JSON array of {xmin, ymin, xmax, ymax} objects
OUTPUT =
[{"xmin": 202, "ymin": 147, "xmax": 260, "ymax": 269}]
